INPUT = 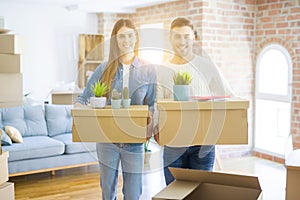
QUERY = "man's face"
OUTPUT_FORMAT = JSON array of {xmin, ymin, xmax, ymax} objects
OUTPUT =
[
  {"xmin": 169, "ymin": 26, "xmax": 195, "ymax": 58},
  {"xmin": 116, "ymin": 26, "xmax": 137, "ymax": 54}
]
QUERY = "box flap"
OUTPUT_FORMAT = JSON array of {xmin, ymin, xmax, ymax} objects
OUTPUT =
[
  {"xmin": 157, "ymin": 99, "xmax": 249, "ymax": 111},
  {"xmin": 170, "ymin": 168, "xmax": 261, "ymax": 190},
  {"xmin": 153, "ymin": 180, "xmax": 200, "ymax": 200},
  {"xmin": 72, "ymin": 105, "xmax": 148, "ymax": 117}
]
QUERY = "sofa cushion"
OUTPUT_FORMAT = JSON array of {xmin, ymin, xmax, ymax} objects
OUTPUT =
[
  {"xmin": 45, "ymin": 105, "xmax": 72, "ymax": 137},
  {"xmin": 2, "ymin": 136, "xmax": 65, "ymax": 162},
  {"xmin": 52, "ymin": 133, "xmax": 96, "ymax": 154},
  {"xmin": 1, "ymin": 128, "xmax": 12, "ymax": 145},
  {"xmin": 0, "ymin": 105, "xmax": 48, "ymax": 137},
  {"xmin": 23, "ymin": 106, "xmax": 48, "ymax": 136}
]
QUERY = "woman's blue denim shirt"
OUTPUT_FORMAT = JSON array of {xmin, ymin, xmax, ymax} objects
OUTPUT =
[{"xmin": 75, "ymin": 57, "xmax": 156, "ymax": 112}]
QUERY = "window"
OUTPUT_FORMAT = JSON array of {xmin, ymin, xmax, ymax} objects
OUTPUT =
[
  {"xmin": 139, "ymin": 23, "xmax": 165, "ymax": 64},
  {"xmin": 255, "ymin": 44, "xmax": 292, "ymax": 156}
]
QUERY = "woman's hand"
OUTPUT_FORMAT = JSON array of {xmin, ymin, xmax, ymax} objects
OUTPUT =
[{"xmin": 73, "ymin": 102, "xmax": 85, "ymax": 108}]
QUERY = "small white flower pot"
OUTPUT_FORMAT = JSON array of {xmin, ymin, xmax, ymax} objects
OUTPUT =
[
  {"xmin": 173, "ymin": 85, "xmax": 190, "ymax": 101},
  {"xmin": 122, "ymin": 99, "xmax": 131, "ymax": 108},
  {"xmin": 90, "ymin": 97, "xmax": 107, "ymax": 108},
  {"xmin": 111, "ymin": 99, "xmax": 122, "ymax": 109}
]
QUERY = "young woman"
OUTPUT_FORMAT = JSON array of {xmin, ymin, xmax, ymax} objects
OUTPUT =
[{"xmin": 75, "ymin": 19, "xmax": 156, "ymax": 200}]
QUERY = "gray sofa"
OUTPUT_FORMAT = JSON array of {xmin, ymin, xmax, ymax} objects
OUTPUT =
[{"xmin": 0, "ymin": 104, "xmax": 97, "ymax": 176}]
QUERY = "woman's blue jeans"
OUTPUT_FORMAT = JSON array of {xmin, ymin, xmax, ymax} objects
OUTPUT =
[
  {"xmin": 96, "ymin": 143, "xmax": 144, "ymax": 200},
  {"xmin": 163, "ymin": 145, "xmax": 215, "ymax": 185}
]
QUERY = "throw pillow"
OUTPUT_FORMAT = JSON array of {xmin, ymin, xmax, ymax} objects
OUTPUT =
[
  {"xmin": 5, "ymin": 125, "xmax": 23, "ymax": 143},
  {"xmin": 1, "ymin": 128, "xmax": 12, "ymax": 145}
]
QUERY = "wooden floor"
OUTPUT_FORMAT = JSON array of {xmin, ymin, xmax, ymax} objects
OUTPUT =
[
  {"xmin": 10, "ymin": 165, "xmax": 105, "ymax": 200},
  {"xmin": 9, "ymin": 145, "xmax": 286, "ymax": 200}
]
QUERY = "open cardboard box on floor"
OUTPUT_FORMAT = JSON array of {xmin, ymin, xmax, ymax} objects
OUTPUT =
[
  {"xmin": 72, "ymin": 105, "xmax": 148, "ymax": 143},
  {"xmin": 157, "ymin": 98, "xmax": 249, "ymax": 146},
  {"xmin": 153, "ymin": 168, "xmax": 262, "ymax": 200}
]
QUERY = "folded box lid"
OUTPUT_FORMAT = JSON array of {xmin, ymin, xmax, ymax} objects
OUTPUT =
[
  {"xmin": 72, "ymin": 105, "xmax": 148, "ymax": 117},
  {"xmin": 157, "ymin": 99, "xmax": 249, "ymax": 111},
  {"xmin": 171, "ymin": 168, "xmax": 261, "ymax": 190}
]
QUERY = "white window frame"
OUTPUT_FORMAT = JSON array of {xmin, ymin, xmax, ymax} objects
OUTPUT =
[
  {"xmin": 255, "ymin": 44, "xmax": 292, "ymax": 103},
  {"xmin": 254, "ymin": 44, "xmax": 293, "ymax": 157}
]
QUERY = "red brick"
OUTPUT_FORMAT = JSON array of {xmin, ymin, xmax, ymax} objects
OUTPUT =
[
  {"xmin": 261, "ymin": 17, "xmax": 272, "ymax": 23},
  {"xmin": 263, "ymin": 23, "xmax": 275, "ymax": 28},
  {"xmin": 268, "ymin": 10, "xmax": 281, "ymax": 16},
  {"xmin": 271, "ymin": 3, "xmax": 283, "ymax": 9},
  {"xmin": 265, "ymin": 30, "xmax": 276, "ymax": 34},
  {"xmin": 291, "ymin": 7, "xmax": 300, "ymax": 13}
]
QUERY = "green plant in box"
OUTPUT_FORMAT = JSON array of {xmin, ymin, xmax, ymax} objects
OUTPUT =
[
  {"xmin": 172, "ymin": 71, "xmax": 192, "ymax": 101},
  {"xmin": 173, "ymin": 71, "xmax": 192, "ymax": 85},
  {"xmin": 111, "ymin": 88, "xmax": 122, "ymax": 109},
  {"xmin": 90, "ymin": 80, "xmax": 108, "ymax": 97},
  {"xmin": 111, "ymin": 89, "xmax": 121, "ymax": 100}
]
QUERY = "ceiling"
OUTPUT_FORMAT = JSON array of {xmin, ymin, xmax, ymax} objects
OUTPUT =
[{"xmin": 0, "ymin": 0, "xmax": 177, "ymax": 13}]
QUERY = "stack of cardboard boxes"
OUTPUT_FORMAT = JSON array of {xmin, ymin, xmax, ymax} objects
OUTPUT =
[
  {"xmin": 0, "ymin": 130, "xmax": 15, "ymax": 200},
  {"xmin": 0, "ymin": 34, "xmax": 23, "ymax": 108}
]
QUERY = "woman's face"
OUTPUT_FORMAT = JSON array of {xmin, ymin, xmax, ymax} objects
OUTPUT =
[
  {"xmin": 169, "ymin": 26, "xmax": 195, "ymax": 58},
  {"xmin": 116, "ymin": 26, "xmax": 137, "ymax": 54}
]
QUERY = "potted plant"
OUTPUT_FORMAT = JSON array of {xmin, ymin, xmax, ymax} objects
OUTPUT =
[
  {"xmin": 111, "ymin": 88, "xmax": 122, "ymax": 109},
  {"xmin": 173, "ymin": 71, "xmax": 192, "ymax": 101},
  {"xmin": 122, "ymin": 87, "xmax": 131, "ymax": 108},
  {"xmin": 90, "ymin": 80, "xmax": 108, "ymax": 108}
]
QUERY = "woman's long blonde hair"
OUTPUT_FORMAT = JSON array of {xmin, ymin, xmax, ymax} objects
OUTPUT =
[{"xmin": 101, "ymin": 19, "xmax": 139, "ymax": 96}]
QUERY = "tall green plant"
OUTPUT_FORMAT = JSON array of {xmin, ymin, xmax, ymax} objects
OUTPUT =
[
  {"xmin": 173, "ymin": 71, "xmax": 192, "ymax": 85},
  {"xmin": 122, "ymin": 87, "xmax": 130, "ymax": 99},
  {"xmin": 90, "ymin": 81, "xmax": 108, "ymax": 97}
]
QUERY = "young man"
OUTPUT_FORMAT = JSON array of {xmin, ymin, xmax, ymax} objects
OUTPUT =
[{"xmin": 155, "ymin": 17, "xmax": 234, "ymax": 185}]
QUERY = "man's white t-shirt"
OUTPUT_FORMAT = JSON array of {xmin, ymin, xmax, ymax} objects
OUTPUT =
[{"xmin": 156, "ymin": 55, "xmax": 234, "ymax": 100}]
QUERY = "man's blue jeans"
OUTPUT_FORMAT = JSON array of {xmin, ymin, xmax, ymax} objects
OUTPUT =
[
  {"xmin": 96, "ymin": 143, "xmax": 144, "ymax": 200},
  {"xmin": 163, "ymin": 145, "xmax": 215, "ymax": 185}
]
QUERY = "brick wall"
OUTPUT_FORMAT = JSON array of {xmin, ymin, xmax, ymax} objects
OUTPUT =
[
  {"xmin": 96, "ymin": 0, "xmax": 300, "ymax": 159},
  {"xmin": 256, "ymin": 0, "xmax": 300, "ymax": 152}
]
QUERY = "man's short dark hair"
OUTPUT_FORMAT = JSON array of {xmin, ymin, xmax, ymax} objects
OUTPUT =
[{"xmin": 170, "ymin": 17, "xmax": 194, "ymax": 31}]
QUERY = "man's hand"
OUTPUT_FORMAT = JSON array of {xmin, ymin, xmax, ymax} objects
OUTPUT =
[{"xmin": 147, "ymin": 112, "xmax": 153, "ymax": 140}]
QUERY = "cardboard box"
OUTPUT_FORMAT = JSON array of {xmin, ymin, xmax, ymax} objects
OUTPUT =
[
  {"xmin": 0, "ymin": 73, "xmax": 23, "ymax": 102},
  {"xmin": 153, "ymin": 168, "xmax": 262, "ymax": 200},
  {"xmin": 0, "ymin": 34, "xmax": 22, "ymax": 54},
  {"xmin": 72, "ymin": 105, "xmax": 148, "ymax": 143},
  {"xmin": 0, "ymin": 54, "xmax": 21, "ymax": 73},
  {"xmin": 285, "ymin": 149, "xmax": 300, "ymax": 200},
  {"xmin": 286, "ymin": 166, "xmax": 300, "ymax": 200},
  {"xmin": 157, "ymin": 99, "xmax": 249, "ymax": 146},
  {"xmin": 52, "ymin": 90, "xmax": 82, "ymax": 105},
  {"xmin": 0, "ymin": 101, "xmax": 23, "ymax": 108},
  {"xmin": 0, "ymin": 182, "xmax": 15, "ymax": 200},
  {"xmin": 0, "ymin": 151, "xmax": 9, "ymax": 185}
]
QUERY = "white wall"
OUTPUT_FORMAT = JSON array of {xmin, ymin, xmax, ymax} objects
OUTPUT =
[{"xmin": 0, "ymin": 2, "xmax": 98, "ymax": 101}]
